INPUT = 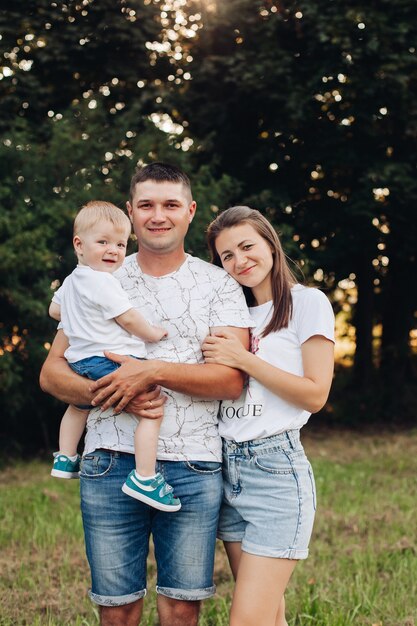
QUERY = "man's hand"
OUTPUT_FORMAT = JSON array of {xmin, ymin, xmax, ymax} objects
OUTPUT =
[
  {"xmin": 126, "ymin": 386, "xmax": 167, "ymax": 419},
  {"xmin": 90, "ymin": 352, "xmax": 161, "ymax": 413}
]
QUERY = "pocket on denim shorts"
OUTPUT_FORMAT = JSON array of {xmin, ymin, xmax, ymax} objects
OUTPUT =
[
  {"xmin": 185, "ymin": 460, "xmax": 222, "ymax": 475},
  {"xmin": 80, "ymin": 450, "xmax": 115, "ymax": 478},
  {"xmin": 308, "ymin": 464, "xmax": 317, "ymax": 510},
  {"xmin": 254, "ymin": 450, "xmax": 295, "ymax": 475}
]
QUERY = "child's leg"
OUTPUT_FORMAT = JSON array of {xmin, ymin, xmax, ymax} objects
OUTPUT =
[
  {"xmin": 59, "ymin": 405, "xmax": 89, "ymax": 457},
  {"xmin": 122, "ymin": 417, "xmax": 181, "ymax": 511},
  {"xmin": 134, "ymin": 416, "xmax": 163, "ymax": 477},
  {"xmin": 51, "ymin": 405, "xmax": 87, "ymax": 479}
]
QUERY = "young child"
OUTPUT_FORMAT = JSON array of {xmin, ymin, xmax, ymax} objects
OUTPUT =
[{"xmin": 49, "ymin": 200, "xmax": 181, "ymax": 512}]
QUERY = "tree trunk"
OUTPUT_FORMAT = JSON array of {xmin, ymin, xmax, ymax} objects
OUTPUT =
[
  {"xmin": 353, "ymin": 255, "xmax": 375, "ymax": 386},
  {"xmin": 380, "ymin": 256, "xmax": 415, "ymax": 383}
]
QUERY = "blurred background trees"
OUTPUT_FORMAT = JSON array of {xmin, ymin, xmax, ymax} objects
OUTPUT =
[{"xmin": 1, "ymin": 0, "xmax": 416, "ymax": 452}]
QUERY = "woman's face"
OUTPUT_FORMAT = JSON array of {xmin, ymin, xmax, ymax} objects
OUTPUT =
[{"xmin": 215, "ymin": 223, "xmax": 274, "ymax": 304}]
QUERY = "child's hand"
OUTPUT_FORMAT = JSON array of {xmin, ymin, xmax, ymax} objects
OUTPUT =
[{"xmin": 152, "ymin": 326, "xmax": 168, "ymax": 342}]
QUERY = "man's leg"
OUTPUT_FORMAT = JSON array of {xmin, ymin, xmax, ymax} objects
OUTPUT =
[
  {"xmin": 80, "ymin": 450, "xmax": 150, "ymax": 625},
  {"xmin": 152, "ymin": 459, "xmax": 223, "ymax": 626},
  {"xmin": 157, "ymin": 597, "xmax": 200, "ymax": 626},
  {"xmin": 223, "ymin": 540, "xmax": 242, "ymax": 581},
  {"xmin": 100, "ymin": 599, "xmax": 143, "ymax": 626}
]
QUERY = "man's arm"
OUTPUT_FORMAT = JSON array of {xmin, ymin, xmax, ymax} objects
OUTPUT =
[
  {"xmin": 91, "ymin": 327, "xmax": 250, "ymax": 413},
  {"xmin": 39, "ymin": 330, "xmax": 92, "ymax": 405}
]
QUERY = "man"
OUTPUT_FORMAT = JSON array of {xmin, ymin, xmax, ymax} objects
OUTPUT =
[{"xmin": 40, "ymin": 162, "xmax": 251, "ymax": 626}]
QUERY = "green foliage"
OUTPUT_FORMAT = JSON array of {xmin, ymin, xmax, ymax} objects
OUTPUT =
[
  {"xmin": 170, "ymin": 0, "xmax": 417, "ymax": 390},
  {"xmin": 0, "ymin": 101, "xmax": 239, "ymax": 450},
  {"xmin": 1, "ymin": 0, "xmax": 417, "ymax": 449},
  {"xmin": 0, "ymin": 0, "xmax": 162, "ymax": 130},
  {"xmin": 0, "ymin": 106, "xmax": 170, "ymax": 449}
]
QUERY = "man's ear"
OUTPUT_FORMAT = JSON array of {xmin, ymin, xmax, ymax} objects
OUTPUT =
[
  {"xmin": 126, "ymin": 201, "xmax": 133, "ymax": 223},
  {"xmin": 189, "ymin": 200, "xmax": 197, "ymax": 223}
]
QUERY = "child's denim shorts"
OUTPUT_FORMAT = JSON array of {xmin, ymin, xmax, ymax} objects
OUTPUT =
[
  {"xmin": 70, "ymin": 355, "xmax": 139, "ymax": 409},
  {"xmin": 217, "ymin": 429, "xmax": 316, "ymax": 560}
]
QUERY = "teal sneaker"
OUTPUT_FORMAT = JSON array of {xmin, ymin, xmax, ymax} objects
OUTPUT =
[
  {"xmin": 122, "ymin": 471, "xmax": 181, "ymax": 512},
  {"xmin": 51, "ymin": 453, "xmax": 80, "ymax": 479}
]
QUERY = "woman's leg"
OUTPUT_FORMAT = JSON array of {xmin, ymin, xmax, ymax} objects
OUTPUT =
[
  {"xmin": 224, "ymin": 542, "xmax": 291, "ymax": 626},
  {"xmin": 229, "ymin": 552, "xmax": 296, "ymax": 626},
  {"xmin": 275, "ymin": 596, "xmax": 288, "ymax": 626}
]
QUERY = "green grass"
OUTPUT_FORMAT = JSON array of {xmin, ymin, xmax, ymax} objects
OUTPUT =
[{"xmin": 1, "ymin": 431, "xmax": 416, "ymax": 625}]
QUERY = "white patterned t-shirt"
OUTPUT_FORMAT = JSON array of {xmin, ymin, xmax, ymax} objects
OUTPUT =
[{"xmin": 83, "ymin": 254, "xmax": 253, "ymax": 461}]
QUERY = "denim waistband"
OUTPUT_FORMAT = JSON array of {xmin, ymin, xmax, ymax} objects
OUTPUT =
[{"xmin": 222, "ymin": 430, "xmax": 301, "ymax": 455}]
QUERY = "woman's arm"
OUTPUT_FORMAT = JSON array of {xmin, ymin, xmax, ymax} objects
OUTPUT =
[{"xmin": 202, "ymin": 331, "xmax": 334, "ymax": 413}]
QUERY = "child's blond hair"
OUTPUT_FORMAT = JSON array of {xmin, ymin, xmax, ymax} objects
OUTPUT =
[{"xmin": 74, "ymin": 201, "xmax": 131, "ymax": 238}]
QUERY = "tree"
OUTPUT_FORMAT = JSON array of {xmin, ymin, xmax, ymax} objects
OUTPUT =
[
  {"xmin": 165, "ymin": 0, "xmax": 417, "ymax": 402},
  {"xmin": 0, "ymin": 0, "xmax": 164, "ymax": 131},
  {"xmin": 0, "ymin": 96, "xmax": 238, "ymax": 450}
]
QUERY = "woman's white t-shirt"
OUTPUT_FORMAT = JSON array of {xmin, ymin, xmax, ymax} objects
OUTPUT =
[{"xmin": 219, "ymin": 284, "xmax": 335, "ymax": 442}]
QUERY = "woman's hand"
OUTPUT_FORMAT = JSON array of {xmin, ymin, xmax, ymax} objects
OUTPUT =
[
  {"xmin": 202, "ymin": 330, "xmax": 249, "ymax": 370},
  {"xmin": 126, "ymin": 386, "xmax": 167, "ymax": 420}
]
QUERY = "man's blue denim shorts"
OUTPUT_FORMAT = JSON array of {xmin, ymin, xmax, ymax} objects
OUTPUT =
[
  {"xmin": 80, "ymin": 449, "xmax": 223, "ymax": 606},
  {"xmin": 217, "ymin": 430, "xmax": 316, "ymax": 560}
]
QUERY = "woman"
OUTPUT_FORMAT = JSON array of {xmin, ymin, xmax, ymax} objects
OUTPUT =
[{"xmin": 202, "ymin": 206, "xmax": 335, "ymax": 626}]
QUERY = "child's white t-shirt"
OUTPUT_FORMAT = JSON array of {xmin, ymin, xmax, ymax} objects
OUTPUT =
[
  {"xmin": 219, "ymin": 284, "xmax": 335, "ymax": 442},
  {"xmin": 52, "ymin": 265, "xmax": 147, "ymax": 362}
]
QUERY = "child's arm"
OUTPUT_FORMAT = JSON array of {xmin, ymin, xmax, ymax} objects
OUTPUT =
[
  {"xmin": 49, "ymin": 302, "xmax": 61, "ymax": 321},
  {"xmin": 115, "ymin": 308, "xmax": 167, "ymax": 343}
]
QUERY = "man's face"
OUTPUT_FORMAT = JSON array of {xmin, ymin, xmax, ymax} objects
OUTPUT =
[{"xmin": 127, "ymin": 180, "xmax": 196, "ymax": 255}]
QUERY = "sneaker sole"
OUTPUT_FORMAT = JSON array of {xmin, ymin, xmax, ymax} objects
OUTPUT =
[
  {"xmin": 121, "ymin": 483, "xmax": 181, "ymax": 512},
  {"xmin": 51, "ymin": 469, "xmax": 80, "ymax": 479}
]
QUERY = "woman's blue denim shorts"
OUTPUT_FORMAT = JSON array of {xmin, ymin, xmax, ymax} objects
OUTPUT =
[{"xmin": 217, "ymin": 430, "xmax": 316, "ymax": 560}]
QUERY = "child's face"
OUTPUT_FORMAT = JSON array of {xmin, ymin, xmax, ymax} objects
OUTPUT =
[{"xmin": 73, "ymin": 221, "xmax": 129, "ymax": 272}]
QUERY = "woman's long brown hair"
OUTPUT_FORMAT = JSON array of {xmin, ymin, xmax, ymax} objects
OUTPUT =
[{"xmin": 207, "ymin": 206, "xmax": 297, "ymax": 337}]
